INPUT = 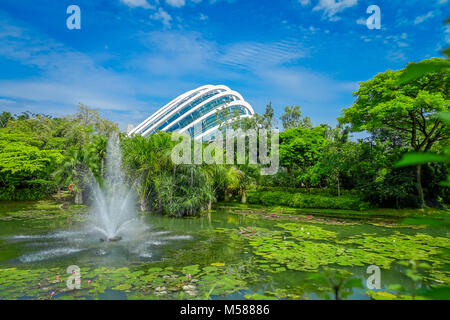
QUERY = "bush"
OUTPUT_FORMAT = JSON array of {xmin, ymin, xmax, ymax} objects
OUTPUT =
[
  {"xmin": 246, "ymin": 190, "xmax": 370, "ymax": 210},
  {"xmin": 0, "ymin": 181, "xmax": 57, "ymax": 201},
  {"xmin": 247, "ymin": 185, "xmax": 359, "ymax": 197}
]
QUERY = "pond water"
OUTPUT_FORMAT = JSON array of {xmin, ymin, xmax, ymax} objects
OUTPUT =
[{"xmin": 0, "ymin": 205, "xmax": 449, "ymax": 300}]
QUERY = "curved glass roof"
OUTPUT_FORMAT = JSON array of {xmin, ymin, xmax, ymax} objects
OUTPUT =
[{"xmin": 129, "ymin": 85, "xmax": 254, "ymax": 141}]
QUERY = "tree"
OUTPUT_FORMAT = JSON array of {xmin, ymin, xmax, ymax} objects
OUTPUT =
[
  {"xmin": 0, "ymin": 112, "xmax": 13, "ymax": 128},
  {"xmin": 52, "ymin": 148, "xmax": 92, "ymax": 204},
  {"xmin": 279, "ymin": 126, "xmax": 326, "ymax": 175},
  {"xmin": 122, "ymin": 132, "xmax": 174, "ymax": 211},
  {"xmin": 280, "ymin": 105, "xmax": 312, "ymax": 129},
  {"xmin": 340, "ymin": 58, "xmax": 450, "ymax": 207},
  {"xmin": 262, "ymin": 102, "xmax": 277, "ymax": 129},
  {"xmin": 0, "ymin": 127, "xmax": 63, "ymax": 200}
]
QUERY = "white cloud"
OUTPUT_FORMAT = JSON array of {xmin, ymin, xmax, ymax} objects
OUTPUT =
[
  {"xmin": 0, "ymin": 14, "xmax": 155, "ymax": 128},
  {"xmin": 356, "ymin": 17, "xmax": 366, "ymax": 25},
  {"xmin": 199, "ymin": 13, "xmax": 209, "ymax": 21},
  {"xmin": 298, "ymin": 0, "xmax": 311, "ymax": 5},
  {"xmin": 165, "ymin": 0, "xmax": 186, "ymax": 7},
  {"xmin": 120, "ymin": 0, "xmax": 154, "ymax": 9},
  {"xmin": 414, "ymin": 11, "xmax": 434, "ymax": 25},
  {"xmin": 219, "ymin": 40, "xmax": 308, "ymax": 69},
  {"xmin": 136, "ymin": 31, "xmax": 218, "ymax": 76},
  {"xmin": 445, "ymin": 25, "xmax": 450, "ymax": 43},
  {"xmin": 0, "ymin": 12, "xmax": 356, "ymax": 128},
  {"xmin": 313, "ymin": 0, "xmax": 358, "ymax": 21},
  {"xmin": 150, "ymin": 8, "xmax": 173, "ymax": 27}
]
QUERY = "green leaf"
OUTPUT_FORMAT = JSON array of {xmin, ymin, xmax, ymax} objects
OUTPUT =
[
  {"xmin": 395, "ymin": 152, "xmax": 446, "ymax": 167},
  {"xmin": 438, "ymin": 112, "xmax": 450, "ymax": 125},
  {"xmin": 397, "ymin": 60, "xmax": 450, "ymax": 84}
]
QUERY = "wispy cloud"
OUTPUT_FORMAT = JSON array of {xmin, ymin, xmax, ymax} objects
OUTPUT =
[
  {"xmin": 165, "ymin": 0, "xmax": 186, "ymax": 7},
  {"xmin": 414, "ymin": 11, "xmax": 434, "ymax": 25},
  {"xmin": 150, "ymin": 8, "xmax": 173, "ymax": 27},
  {"xmin": 356, "ymin": 17, "xmax": 366, "ymax": 25},
  {"xmin": 313, "ymin": 0, "xmax": 358, "ymax": 21},
  {"xmin": 120, "ymin": 0, "xmax": 154, "ymax": 9},
  {"xmin": 219, "ymin": 40, "xmax": 308, "ymax": 69},
  {"xmin": 0, "ymin": 13, "xmax": 153, "ymax": 127}
]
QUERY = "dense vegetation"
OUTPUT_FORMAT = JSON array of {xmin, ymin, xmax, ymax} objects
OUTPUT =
[{"xmin": 0, "ymin": 58, "xmax": 448, "ymax": 215}]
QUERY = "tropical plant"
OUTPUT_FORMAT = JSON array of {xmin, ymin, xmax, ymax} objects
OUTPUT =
[{"xmin": 340, "ymin": 58, "xmax": 450, "ymax": 207}]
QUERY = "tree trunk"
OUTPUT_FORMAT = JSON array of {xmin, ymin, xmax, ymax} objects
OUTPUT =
[
  {"xmin": 334, "ymin": 287, "xmax": 340, "ymax": 301},
  {"xmin": 224, "ymin": 191, "xmax": 230, "ymax": 202},
  {"xmin": 415, "ymin": 164, "xmax": 425, "ymax": 208},
  {"xmin": 140, "ymin": 196, "xmax": 148, "ymax": 212},
  {"xmin": 207, "ymin": 200, "xmax": 212, "ymax": 210},
  {"xmin": 74, "ymin": 191, "xmax": 83, "ymax": 205},
  {"xmin": 158, "ymin": 199, "xmax": 163, "ymax": 213},
  {"xmin": 337, "ymin": 177, "xmax": 340, "ymax": 197},
  {"xmin": 241, "ymin": 189, "xmax": 247, "ymax": 204}
]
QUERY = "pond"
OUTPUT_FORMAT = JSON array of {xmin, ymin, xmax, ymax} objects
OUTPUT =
[{"xmin": 0, "ymin": 204, "xmax": 449, "ymax": 300}]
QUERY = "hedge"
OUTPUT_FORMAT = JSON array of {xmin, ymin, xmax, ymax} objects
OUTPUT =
[
  {"xmin": 247, "ymin": 186, "xmax": 360, "ymax": 197},
  {"xmin": 246, "ymin": 190, "xmax": 370, "ymax": 211}
]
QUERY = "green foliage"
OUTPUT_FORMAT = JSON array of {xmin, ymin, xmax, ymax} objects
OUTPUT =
[
  {"xmin": 0, "ymin": 124, "xmax": 63, "ymax": 200},
  {"xmin": 122, "ymin": 132, "xmax": 215, "ymax": 216},
  {"xmin": 279, "ymin": 126, "xmax": 326, "ymax": 171},
  {"xmin": 246, "ymin": 190, "xmax": 369, "ymax": 210},
  {"xmin": 307, "ymin": 268, "xmax": 363, "ymax": 300},
  {"xmin": 280, "ymin": 105, "xmax": 312, "ymax": 129},
  {"xmin": 397, "ymin": 112, "xmax": 450, "ymax": 188},
  {"xmin": 340, "ymin": 58, "xmax": 450, "ymax": 206}
]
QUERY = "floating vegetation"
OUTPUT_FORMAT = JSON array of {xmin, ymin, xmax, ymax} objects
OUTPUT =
[{"xmin": 0, "ymin": 205, "xmax": 449, "ymax": 300}]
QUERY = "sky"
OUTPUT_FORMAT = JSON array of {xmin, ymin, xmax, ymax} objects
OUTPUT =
[{"xmin": 0, "ymin": 0, "xmax": 448, "ymax": 130}]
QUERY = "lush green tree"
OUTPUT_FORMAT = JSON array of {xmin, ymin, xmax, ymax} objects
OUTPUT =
[
  {"xmin": 340, "ymin": 58, "xmax": 450, "ymax": 207},
  {"xmin": 280, "ymin": 105, "xmax": 312, "ymax": 129},
  {"xmin": 156, "ymin": 164, "xmax": 214, "ymax": 217},
  {"xmin": 397, "ymin": 112, "xmax": 450, "ymax": 189},
  {"xmin": 52, "ymin": 148, "xmax": 91, "ymax": 204},
  {"xmin": 0, "ymin": 126, "xmax": 63, "ymax": 200},
  {"xmin": 279, "ymin": 126, "xmax": 326, "ymax": 175},
  {"xmin": 262, "ymin": 102, "xmax": 277, "ymax": 130},
  {"xmin": 0, "ymin": 112, "xmax": 12, "ymax": 128},
  {"xmin": 121, "ymin": 132, "xmax": 174, "ymax": 211}
]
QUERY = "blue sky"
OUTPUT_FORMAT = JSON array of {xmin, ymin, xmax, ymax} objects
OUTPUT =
[{"xmin": 0, "ymin": 0, "xmax": 448, "ymax": 130}]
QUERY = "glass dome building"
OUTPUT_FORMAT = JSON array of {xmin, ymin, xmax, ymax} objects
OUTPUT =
[{"xmin": 129, "ymin": 85, "xmax": 254, "ymax": 141}]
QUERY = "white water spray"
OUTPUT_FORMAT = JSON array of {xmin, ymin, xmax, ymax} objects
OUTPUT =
[{"xmin": 89, "ymin": 133, "xmax": 142, "ymax": 241}]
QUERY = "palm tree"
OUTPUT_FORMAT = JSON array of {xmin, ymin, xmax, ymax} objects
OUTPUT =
[
  {"xmin": 52, "ymin": 148, "xmax": 92, "ymax": 204},
  {"xmin": 122, "ymin": 132, "xmax": 174, "ymax": 211}
]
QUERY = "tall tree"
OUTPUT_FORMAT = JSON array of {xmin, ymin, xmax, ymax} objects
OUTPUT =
[
  {"xmin": 262, "ymin": 102, "xmax": 276, "ymax": 129},
  {"xmin": 280, "ymin": 105, "xmax": 312, "ymax": 129},
  {"xmin": 340, "ymin": 58, "xmax": 450, "ymax": 207},
  {"xmin": 0, "ymin": 112, "xmax": 13, "ymax": 128}
]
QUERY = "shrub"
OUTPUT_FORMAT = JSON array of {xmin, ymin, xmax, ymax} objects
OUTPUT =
[
  {"xmin": 246, "ymin": 190, "xmax": 370, "ymax": 210},
  {"xmin": 247, "ymin": 185, "xmax": 359, "ymax": 197}
]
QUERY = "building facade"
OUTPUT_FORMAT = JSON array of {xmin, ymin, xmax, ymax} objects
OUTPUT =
[{"xmin": 129, "ymin": 85, "xmax": 254, "ymax": 141}]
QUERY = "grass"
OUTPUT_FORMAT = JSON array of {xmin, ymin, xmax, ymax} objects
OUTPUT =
[
  {"xmin": 0, "ymin": 200, "xmax": 88, "ymax": 220},
  {"xmin": 215, "ymin": 201, "xmax": 449, "ymax": 221}
]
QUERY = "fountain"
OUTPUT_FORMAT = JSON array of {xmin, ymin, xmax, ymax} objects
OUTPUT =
[
  {"xmin": 3, "ymin": 132, "xmax": 193, "ymax": 266},
  {"xmin": 89, "ymin": 132, "xmax": 143, "ymax": 241}
]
